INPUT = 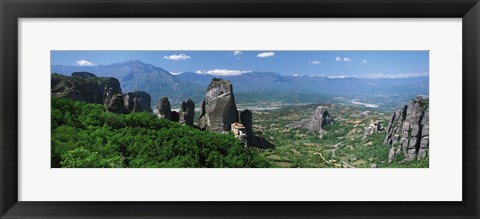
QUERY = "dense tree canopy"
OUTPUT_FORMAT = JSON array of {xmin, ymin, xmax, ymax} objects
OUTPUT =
[{"xmin": 51, "ymin": 98, "xmax": 272, "ymax": 168}]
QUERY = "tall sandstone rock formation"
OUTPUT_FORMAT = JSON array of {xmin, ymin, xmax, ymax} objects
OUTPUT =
[
  {"xmin": 384, "ymin": 96, "xmax": 429, "ymax": 162},
  {"xmin": 106, "ymin": 94, "xmax": 127, "ymax": 114},
  {"xmin": 240, "ymin": 109, "xmax": 258, "ymax": 147},
  {"xmin": 156, "ymin": 97, "xmax": 172, "ymax": 120},
  {"xmin": 123, "ymin": 91, "xmax": 152, "ymax": 113},
  {"xmin": 197, "ymin": 78, "xmax": 239, "ymax": 132},
  {"xmin": 179, "ymin": 99, "xmax": 195, "ymax": 126}
]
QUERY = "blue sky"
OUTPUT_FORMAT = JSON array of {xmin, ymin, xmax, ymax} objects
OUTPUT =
[{"xmin": 51, "ymin": 50, "xmax": 429, "ymax": 78}]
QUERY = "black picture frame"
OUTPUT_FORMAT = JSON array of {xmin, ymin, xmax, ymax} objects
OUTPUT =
[{"xmin": 1, "ymin": 0, "xmax": 479, "ymax": 218}]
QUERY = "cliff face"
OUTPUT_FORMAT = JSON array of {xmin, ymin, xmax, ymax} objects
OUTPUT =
[
  {"xmin": 106, "ymin": 94, "xmax": 127, "ymax": 114},
  {"xmin": 179, "ymin": 99, "xmax": 195, "ymax": 126},
  {"xmin": 198, "ymin": 78, "xmax": 239, "ymax": 132},
  {"xmin": 240, "ymin": 109, "xmax": 258, "ymax": 147},
  {"xmin": 384, "ymin": 96, "xmax": 429, "ymax": 162},
  {"xmin": 123, "ymin": 91, "xmax": 152, "ymax": 113},
  {"xmin": 156, "ymin": 97, "xmax": 172, "ymax": 120},
  {"xmin": 51, "ymin": 72, "xmax": 122, "ymax": 105}
]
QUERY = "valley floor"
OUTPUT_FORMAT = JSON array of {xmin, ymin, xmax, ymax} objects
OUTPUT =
[{"xmin": 250, "ymin": 104, "xmax": 429, "ymax": 168}]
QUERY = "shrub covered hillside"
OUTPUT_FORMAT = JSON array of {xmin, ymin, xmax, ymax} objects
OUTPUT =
[{"xmin": 51, "ymin": 98, "xmax": 272, "ymax": 168}]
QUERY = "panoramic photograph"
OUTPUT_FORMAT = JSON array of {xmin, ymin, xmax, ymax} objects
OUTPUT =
[{"xmin": 51, "ymin": 50, "xmax": 429, "ymax": 168}]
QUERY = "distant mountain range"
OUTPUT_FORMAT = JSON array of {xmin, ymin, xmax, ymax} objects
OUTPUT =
[
  {"xmin": 52, "ymin": 60, "xmax": 204, "ymax": 104},
  {"xmin": 177, "ymin": 71, "xmax": 429, "ymax": 95},
  {"xmin": 51, "ymin": 60, "xmax": 429, "ymax": 107}
]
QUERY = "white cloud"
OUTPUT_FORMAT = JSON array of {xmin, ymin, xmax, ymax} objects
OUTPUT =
[
  {"xmin": 335, "ymin": 56, "xmax": 351, "ymax": 62},
  {"xmin": 257, "ymin": 52, "xmax": 275, "ymax": 58},
  {"xmin": 76, "ymin": 60, "xmax": 94, "ymax": 66},
  {"xmin": 163, "ymin": 53, "xmax": 191, "ymax": 61},
  {"xmin": 313, "ymin": 74, "xmax": 358, "ymax": 78},
  {"xmin": 321, "ymin": 75, "xmax": 353, "ymax": 79},
  {"xmin": 170, "ymin": 72, "xmax": 183, "ymax": 75},
  {"xmin": 311, "ymin": 61, "xmax": 321, "ymax": 64},
  {"xmin": 362, "ymin": 59, "xmax": 368, "ymax": 64},
  {"xmin": 194, "ymin": 69, "xmax": 252, "ymax": 76},
  {"xmin": 365, "ymin": 72, "xmax": 429, "ymax": 79},
  {"xmin": 330, "ymin": 75, "xmax": 351, "ymax": 78},
  {"xmin": 233, "ymin": 51, "xmax": 242, "ymax": 60}
]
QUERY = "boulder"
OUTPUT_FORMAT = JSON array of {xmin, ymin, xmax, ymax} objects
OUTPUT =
[
  {"xmin": 156, "ymin": 97, "xmax": 172, "ymax": 120},
  {"xmin": 123, "ymin": 91, "xmax": 152, "ymax": 113},
  {"xmin": 197, "ymin": 78, "xmax": 239, "ymax": 132},
  {"xmin": 384, "ymin": 96, "xmax": 429, "ymax": 162},
  {"xmin": 179, "ymin": 99, "xmax": 195, "ymax": 126},
  {"xmin": 106, "ymin": 94, "xmax": 127, "ymax": 114}
]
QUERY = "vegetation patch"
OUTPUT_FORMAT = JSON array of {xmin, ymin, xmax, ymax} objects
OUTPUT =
[{"xmin": 51, "ymin": 98, "xmax": 272, "ymax": 168}]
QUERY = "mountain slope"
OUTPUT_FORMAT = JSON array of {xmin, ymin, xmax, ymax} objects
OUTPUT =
[
  {"xmin": 51, "ymin": 60, "xmax": 205, "ymax": 105},
  {"xmin": 177, "ymin": 71, "xmax": 297, "ymax": 92}
]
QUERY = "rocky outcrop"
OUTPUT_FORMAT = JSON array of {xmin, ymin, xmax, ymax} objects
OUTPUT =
[
  {"xmin": 195, "ymin": 79, "xmax": 272, "ymax": 148},
  {"xmin": 156, "ymin": 97, "xmax": 172, "ymax": 120},
  {"xmin": 100, "ymin": 78, "xmax": 123, "ymax": 106},
  {"xmin": 106, "ymin": 94, "xmax": 127, "ymax": 114},
  {"xmin": 179, "ymin": 99, "xmax": 195, "ymax": 126},
  {"xmin": 51, "ymin": 72, "xmax": 122, "ymax": 105},
  {"xmin": 240, "ymin": 110, "xmax": 259, "ymax": 147},
  {"xmin": 287, "ymin": 106, "xmax": 334, "ymax": 134},
  {"xmin": 71, "ymin": 71, "xmax": 97, "ymax": 79},
  {"xmin": 51, "ymin": 72, "xmax": 157, "ymax": 115},
  {"xmin": 307, "ymin": 106, "xmax": 334, "ymax": 132},
  {"xmin": 123, "ymin": 91, "xmax": 152, "ymax": 113},
  {"xmin": 363, "ymin": 121, "xmax": 384, "ymax": 139},
  {"xmin": 197, "ymin": 78, "xmax": 239, "ymax": 132},
  {"xmin": 384, "ymin": 96, "xmax": 429, "ymax": 162}
]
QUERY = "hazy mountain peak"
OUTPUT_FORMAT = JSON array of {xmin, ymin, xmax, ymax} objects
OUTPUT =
[{"xmin": 110, "ymin": 59, "xmax": 154, "ymax": 68}]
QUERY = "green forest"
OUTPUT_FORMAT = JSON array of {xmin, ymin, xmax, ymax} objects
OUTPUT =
[{"xmin": 51, "ymin": 97, "xmax": 272, "ymax": 168}]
